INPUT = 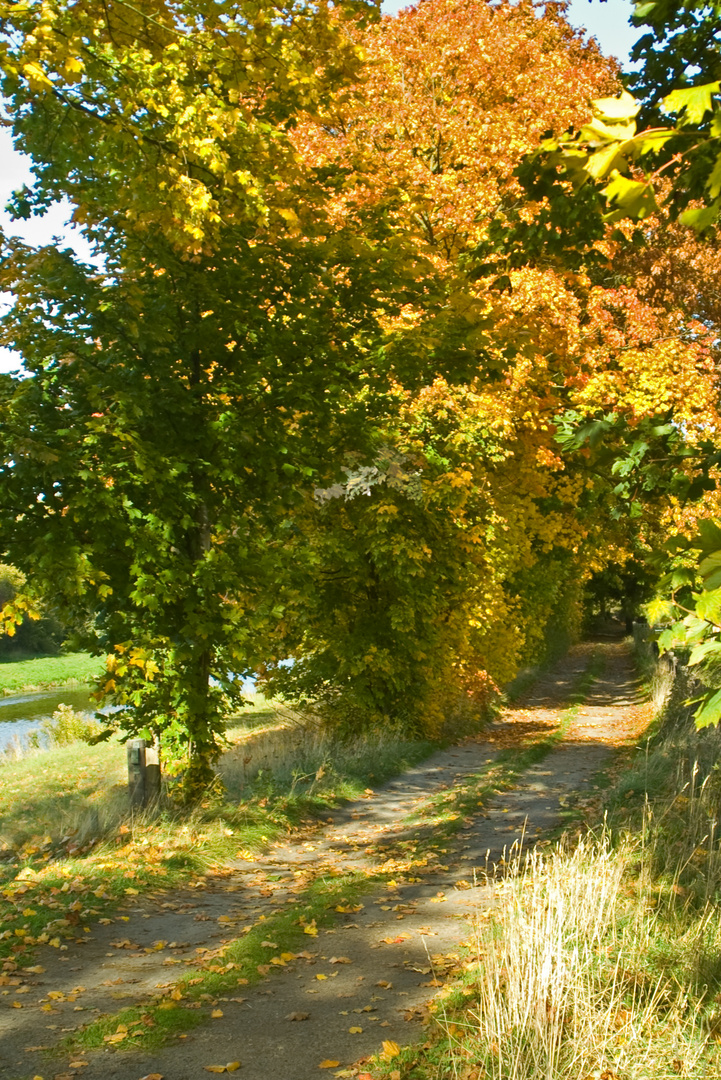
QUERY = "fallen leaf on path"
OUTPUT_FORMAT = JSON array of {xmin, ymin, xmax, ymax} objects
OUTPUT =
[
  {"xmin": 68, "ymin": 1063, "xmax": 88, "ymax": 1069},
  {"xmin": 329, "ymin": 957, "xmax": 352, "ymax": 965},
  {"xmin": 203, "ymin": 1065, "xmax": 240, "ymax": 1074},
  {"xmin": 315, "ymin": 974, "xmax": 328, "ymax": 981},
  {"xmin": 348, "ymin": 1026, "xmax": 363, "ymax": 1034},
  {"xmin": 381, "ymin": 1041, "xmax": 400, "ymax": 1061},
  {"xmin": 376, "ymin": 980, "xmax": 393, "ymax": 988},
  {"xmin": 211, "ymin": 1009, "xmax": 224, "ymax": 1018},
  {"xmin": 286, "ymin": 1012, "xmax": 309, "ymax": 1021},
  {"xmin": 139, "ymin": 1074, "xmax": 163, "ymax": 1080},
  {"xmin": 318, "ymin": 1062, "xmax": 340, "ymax": 1070}
]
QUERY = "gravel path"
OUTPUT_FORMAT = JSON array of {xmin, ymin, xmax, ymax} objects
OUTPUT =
[{"xmin": 0, "ymin": 641, "xmax": 648, "ymax": 1080}]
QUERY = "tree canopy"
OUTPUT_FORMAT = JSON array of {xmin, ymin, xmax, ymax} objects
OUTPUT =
[{"xmin": 2, "ymin": 0, "xmax": 721, "ymax": 788}]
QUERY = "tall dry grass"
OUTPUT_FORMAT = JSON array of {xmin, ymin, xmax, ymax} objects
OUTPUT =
[
  {"xmin": 452, "ymin": 834, "xmax": 713, "ymax": 1080},
  {"xmin": 428, "ymin": 634, "xmax": 721, "ymax": 1080}
]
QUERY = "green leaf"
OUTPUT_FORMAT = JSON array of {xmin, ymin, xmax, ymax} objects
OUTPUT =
[
  {"xmin": 679, "ymin": 200, "xmax": 721, "ymax": 231},
  {"xmin": 633, "ymin": 1, "xmax": 657, "ymax": 17},
  {"xmin": 591, "ymin": 91, "xmax": 641, "ymax": 123},
  {"xmin": 695, "ymin": 588, "xmax": 721, "ymax": 624},
  {"xmin": 707, "ymin": 149, "xmax": 721, "ymax": 199},
  {"xmin": 694, "ymin": 687, "xmax": 721, "ymax": 729},
  {"xmin": 601, "ymin": 172, "xmax": 658, "ymax": 220},
  {"xmin": 699, "ymin": 548, "xmax": 721, "ymax": 588},
  {"xmin": 662, "ymin": 82, "xmax": 721, "ymax": 126},
  {"xmin": 688, "ymin": 639, "xmax": 721, "ymax": 665}
]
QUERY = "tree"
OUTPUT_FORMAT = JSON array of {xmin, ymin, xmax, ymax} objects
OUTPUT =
[
  {"xmin": 261, "ymin": 0, "xmax": 721, "ymax": 734},
  {"xmin": 490, "ymin": 0, "xmax": 721, "ymax": 726},
  {"xmin": 0, "ymin": 0, "xmax": 432, "ymax": 790},
  {"xmin": 259, "ymin": 0, "xmax": 649, "ymax": 729}
]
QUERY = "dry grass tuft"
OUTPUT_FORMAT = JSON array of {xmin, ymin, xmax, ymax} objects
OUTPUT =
[{"xmin": 449, "ymin": 834, "xmax": 712, "ymax": 1080}]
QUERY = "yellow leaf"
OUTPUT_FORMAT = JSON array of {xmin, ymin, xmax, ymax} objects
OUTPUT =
[
  {"xmin": 170, "ymin": 989, "xmax": 183, "ymax": 1000},
  {"xmin": 22, "ymin": 61, "xmax": 53, "ymax": 90},
  {"xmin": 315, "ymin": 973, "xmax": 327, "ymax": 981},
  {"xmin": 303, "ymin": 921, "xmax": 318, "ymax": 937},
  {"xmin": 348, "ymin": 1026, "xmax": 363, "ymax": 1034},
  {"xmin": 204, "ymin": 1068, "xmax": 227, "ymax": 1074},
  {"xmin": 318, "ymin": 1062, "xmax": 340, "ymax": 1070},
  {"xmin": 211, "ymin": 1009, "xmax": 224, "ymax": 1018},
  {"xmin": 381, "ymin": 1041, "xmax": 400, "ymax": 1061},
  {"xmin": 103, "ymin": 1031, "xmax": 127, "ymax": 1044},
  {"xmin": 125, "ymin": 887, "xmax": 139, "ymax": 895},
  {"xmin": 225, "ymin": 1065, "xmax": 241, "ymax": 1073}
]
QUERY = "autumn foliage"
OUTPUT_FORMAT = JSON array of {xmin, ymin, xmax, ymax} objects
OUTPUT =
[
  {"xmin": 1, "ymin": 0, "xmax": 721, "ymax": 767},
  {"xmin": 259, "ymin": 0, "xmax": 721, "ymax": 733}
]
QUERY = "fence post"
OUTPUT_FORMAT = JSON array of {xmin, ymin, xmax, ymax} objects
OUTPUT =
[{"xmin": 127, "ymin": 738, "xmax": 161, "ymax": 808}]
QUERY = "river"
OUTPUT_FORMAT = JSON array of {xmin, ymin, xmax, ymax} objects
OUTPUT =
[{"xmin": 0, "ymin": 687, "xmax": 97, "ymax": 752}]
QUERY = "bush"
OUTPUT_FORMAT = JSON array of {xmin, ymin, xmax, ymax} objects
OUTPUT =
[{"xmin": 32, "ymin": 703, "xmax": 100, "ymax": 748}]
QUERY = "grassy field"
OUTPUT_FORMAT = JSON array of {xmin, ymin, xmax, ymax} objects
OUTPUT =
[{"xmin": 0, "ymin": 651, "xmax": 104, "ymax": 694}]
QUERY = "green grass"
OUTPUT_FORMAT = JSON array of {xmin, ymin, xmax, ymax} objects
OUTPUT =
[{"xmin": 0, "ymin": 652, "xmax": 104, "ymax": 694}]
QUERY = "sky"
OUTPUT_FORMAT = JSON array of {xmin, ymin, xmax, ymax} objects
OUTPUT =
[{"xmin": 0, "ymin": 0, "xmax": 637, "ymax": 372}]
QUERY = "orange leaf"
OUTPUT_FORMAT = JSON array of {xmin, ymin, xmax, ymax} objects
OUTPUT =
[{"xmin": 319, "ymin": 1062, "xmax": 340, "ymax": 1070}]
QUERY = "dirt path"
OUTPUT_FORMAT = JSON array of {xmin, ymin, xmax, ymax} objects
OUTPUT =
[{"xmin": 0, "ymin": 641, "xmax": 648, "ymax": 1080}]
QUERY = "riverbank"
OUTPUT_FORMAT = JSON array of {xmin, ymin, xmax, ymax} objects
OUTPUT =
[{"xmin": 0, "ymin": 652, "xmax": 103, "ymax": 695}]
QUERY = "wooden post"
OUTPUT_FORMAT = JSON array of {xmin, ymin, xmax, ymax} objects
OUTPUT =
[{"xmin": 127, "ymin": 738, "xmax": 161, "ymax": 808}]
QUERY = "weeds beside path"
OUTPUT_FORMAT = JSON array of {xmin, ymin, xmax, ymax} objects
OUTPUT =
[{"xmin": 0, "ymin": 641, "xmax": 647, "ymax": 1080}]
